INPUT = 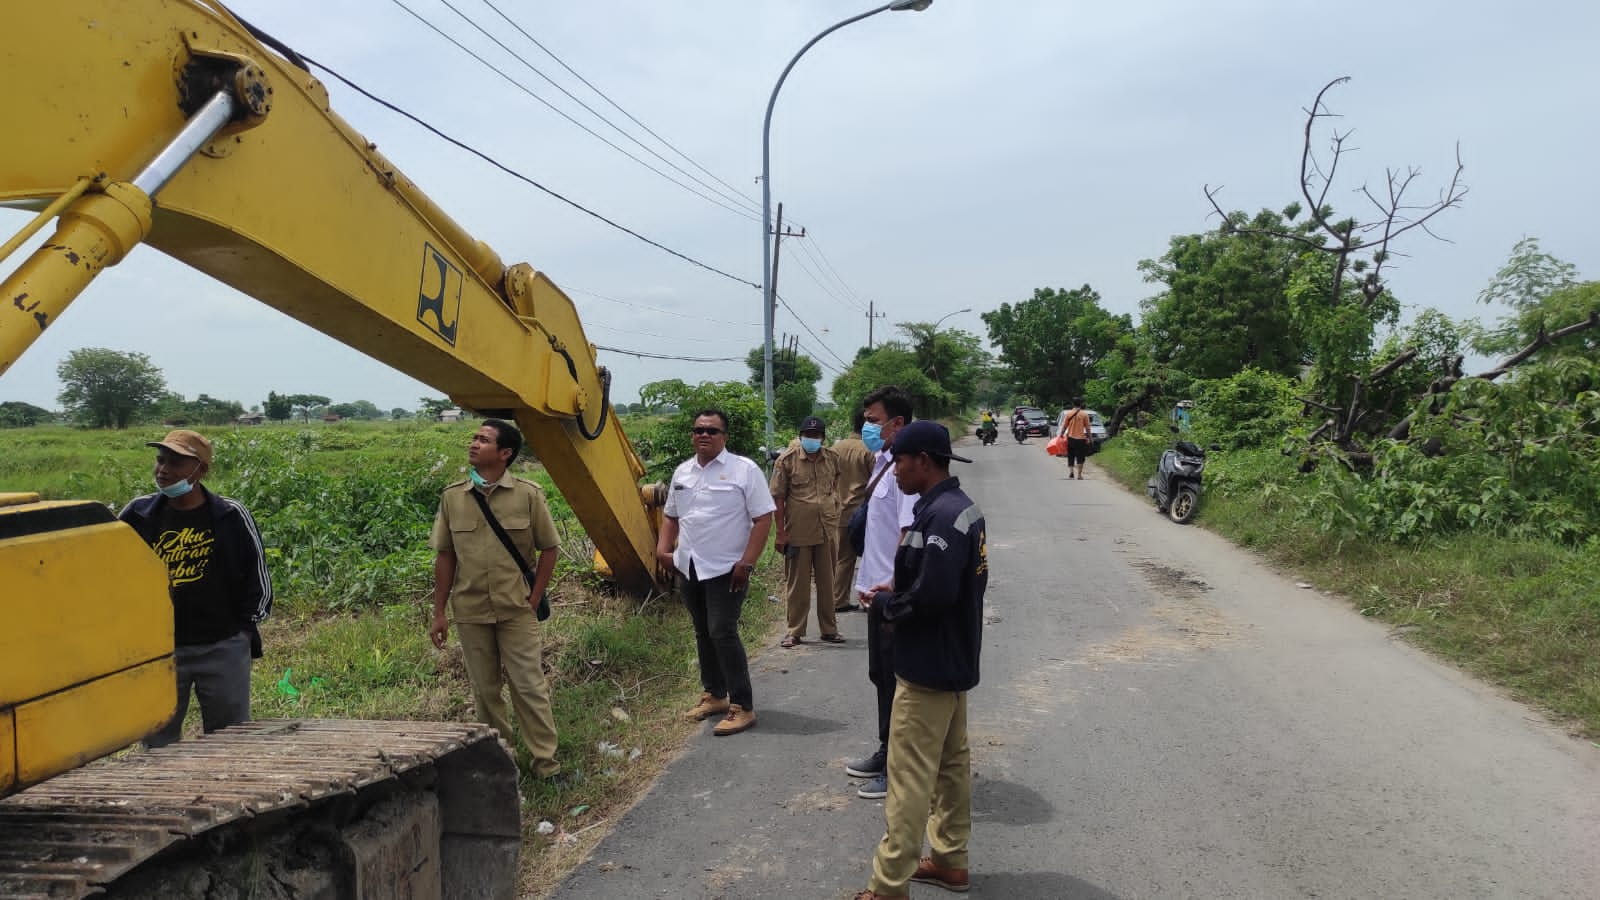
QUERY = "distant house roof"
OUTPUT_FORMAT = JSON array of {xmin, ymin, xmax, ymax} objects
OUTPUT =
[
  {"xmin": 236, "ymin": 413, "xmax": 266, "ymax": 424},
  {"xmin": 438, "ymin": 407, "xmax": 464, "ymax": 422}
]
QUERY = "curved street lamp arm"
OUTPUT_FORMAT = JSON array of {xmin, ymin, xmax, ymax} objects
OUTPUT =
[{"xmin": 761, "ymin": 2, "xmax": 899, "ymax": 449}]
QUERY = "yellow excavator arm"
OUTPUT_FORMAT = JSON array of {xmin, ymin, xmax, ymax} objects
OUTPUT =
[
  {"xmin": 1, "ymin": 0, "xmax": 668, "ymax": 797},
  {"xmin": 0, "ymin": 0, "xmax": 664, "ymax": 591}
]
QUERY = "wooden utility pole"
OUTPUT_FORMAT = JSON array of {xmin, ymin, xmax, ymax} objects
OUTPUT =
[
  {"xmin": 866, "ymin": 300, "xmax": 887, "ymax": 348},
  {"xmin": 769, "ymin": 202, "xmax": 805, "ymax": 322}
]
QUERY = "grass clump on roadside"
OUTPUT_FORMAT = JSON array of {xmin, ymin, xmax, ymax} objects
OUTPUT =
[{"xmin": 1093, "ymin": 429, "xmax": 1600, "ymax": 738}]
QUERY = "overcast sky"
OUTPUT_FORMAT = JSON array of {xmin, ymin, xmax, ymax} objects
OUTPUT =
[{"xmin": 3, "ymin": 0, "xmax": 1595, "ymax": 414}]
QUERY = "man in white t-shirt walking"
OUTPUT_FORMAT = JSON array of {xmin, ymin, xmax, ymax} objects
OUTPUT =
[{"xmin": 846, "ymin": 386, "xmax": 919, "ymax": 799}]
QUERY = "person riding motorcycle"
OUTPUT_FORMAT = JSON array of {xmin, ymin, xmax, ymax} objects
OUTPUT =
[{"xmin": 978, "ymin": 409, "xmax": 997, "ymax": 443}]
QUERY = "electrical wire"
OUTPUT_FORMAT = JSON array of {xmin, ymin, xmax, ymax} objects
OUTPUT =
[
  {"xmin": 479, "ymin": 0, "xmax": 763, "ymax": 216},
  {"xmin": 787, "ymin": 239, "xmax": 869, "ymax": 314},
  {"xmin": 775, "ymin": 291, "xmax": 853, "ymax": 369},
  {"xmin": 386, "ymin": 0, "xmax": 760, "ymax": 223},
  {"xmin": 566, "ymin": 286, "xmax": 759, "ymax": 329},
  {"xmin": 594, "ymin": 344, "xmax": 744, "ymax": 363},
  {"xmin": 301, "ymin": 55, "xmax": 760, "ymax": 289},
  {"xmin": 799, "ymin": 232, "xmax": 873, "ymax": 311},
  {"xmin": 792, "ymin": 339, "xmax": 845, "ymax": 377}
]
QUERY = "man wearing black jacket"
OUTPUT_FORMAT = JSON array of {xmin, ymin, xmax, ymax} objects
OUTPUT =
[
  {"xmin": 120, "ymin": 429, "xmax": 272, "ymax": 747},
  {"xmin": 855, "ymin": 420, "xmax": 987, "ymax": 900}
]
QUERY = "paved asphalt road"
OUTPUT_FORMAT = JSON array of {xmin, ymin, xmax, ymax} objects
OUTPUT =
[{"xmin": 551, "ymin": 433, "xmax": 1600, "ymax": 899}]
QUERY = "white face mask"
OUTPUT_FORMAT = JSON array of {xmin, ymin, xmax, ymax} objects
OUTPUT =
[{"xmin": 158, "ymin": 476, "xmax": 195, "ymax": 499}]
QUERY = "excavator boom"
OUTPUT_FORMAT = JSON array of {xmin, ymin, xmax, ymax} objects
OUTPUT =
[{"xmin": 0, "ymin": 0, "xmax": 663, "ymax": 592}]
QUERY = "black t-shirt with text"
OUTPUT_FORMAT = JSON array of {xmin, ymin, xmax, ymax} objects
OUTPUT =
[{"xmin": 149, "ymin": 502, "xmax": 238, "ymax": 645}]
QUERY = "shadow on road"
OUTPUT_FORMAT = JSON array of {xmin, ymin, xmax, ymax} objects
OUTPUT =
[
  {"xmin": 978, "ymin": 871, "xmax": 1123, "ymax": 898},
  {"xmin": 753, "ymin": 709, "xmax": 847, "ymax": 735},
  {"xmin": 971, "ymin": 776, "xmax": 1055, "ymax": 826}
]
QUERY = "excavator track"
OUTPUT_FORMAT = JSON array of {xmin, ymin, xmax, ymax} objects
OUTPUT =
[{"xmin": 0, "ymin": 719, "xmax": 520, "ymax": 899}]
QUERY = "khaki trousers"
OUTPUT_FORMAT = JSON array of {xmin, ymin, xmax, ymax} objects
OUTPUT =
[
  {"xmin": 783, "ymin": 537, "xmax": 837, "ymax": 638},
  {"xmin": 832, "ymin": 508, "xmax": 861, "ymax": 610},
  {"xmin": 868, "ymin": 678, "xmax": 971, "ymax": 896},
  {"xmin": 457, "ymin": 609, "xmax": 560, "ymax": 777}
]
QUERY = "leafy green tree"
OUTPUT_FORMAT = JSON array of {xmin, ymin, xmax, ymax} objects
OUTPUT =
[
  {"xmin": 1138, "ymin": 207, "xmax": 1312, "ymax": 380},
  {"xmin": 980, "ymin": 286, "xmax": 1130, "ymax": 411},
  {"xmin": 329, "ymin": 400, "xmax": 383, "ymax": 420},
  {"xmin": 831, "ymin": 342, "xmax": 941, "ymax": 420},
  {"xmin": 169, "ymin": 393, "xmax": 245, "ymax": 426},
  {"xmin": 0, "ymin": 400, "xmax": 53, "ymax": 427},
  {"xmin": 416, "ymin": 397, "xmax": 453, "ymax": 420},
  {"xmin": 57, "ymin": 347, "xmax": 167, "ymax": 429},
  {"xmin": 285, "ymin": 394, "xmax": 331, "ymax": 423},
  {"xmin": 1474, "ymin": 238, "xmax": 1599, "ymax": 360},
  {"xmin": 745, "ymin": 345, "xmax": 822, "ymax": 393},
  {"xmin": 264, "ymin": 391, "xmax": 293, "ymax": 421},
  {"xmin": 898, "ymin": 324, "xmax": 990, "ymax": 416},
  {"xmin": 390, "ymin": 407, "xmax": 411, "ymax": 420},
  {"xmin": 633, "ymin": 380, "xmax": 765, "ymax": 480}
]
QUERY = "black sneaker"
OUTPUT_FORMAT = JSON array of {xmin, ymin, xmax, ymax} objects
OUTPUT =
[
  {"xmin": 845, "ymin": 747, "xmax": 886, "ymax": 778},
  {"xmin": 856, "ymin": 771, "xmax": 888, "ymax": 799}
]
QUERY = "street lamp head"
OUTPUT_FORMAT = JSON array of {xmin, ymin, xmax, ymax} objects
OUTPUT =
[{"xmin": 889, "ymin": 0, "xmax": 932, "ymax": 10}]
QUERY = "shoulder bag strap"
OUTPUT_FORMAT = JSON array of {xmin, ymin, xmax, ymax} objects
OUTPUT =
[
  {"xmin": 469, "ymin": 488, "xmax": 551, "ymax": 620},
  {"xmin": 865, "ymin": 458, "xmax": 893, "ymax": 495}
]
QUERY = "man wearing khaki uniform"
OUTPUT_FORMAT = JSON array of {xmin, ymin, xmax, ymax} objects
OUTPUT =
[
  {"xmin": 770, "ymin": 415, "xmax": 843, "ymax": 647},
  {"xmin": 429, "ymin": 419, "xmax": 563, "ymax": 779},
  {"xmin": 830, "ymin": 413, "xmax": 875, "ymax": 613}
]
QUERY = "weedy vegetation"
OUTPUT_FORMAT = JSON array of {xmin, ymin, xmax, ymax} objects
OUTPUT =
[{"xmin": 2, "ymin": 418, "xmax": 784, "ymax": 898}]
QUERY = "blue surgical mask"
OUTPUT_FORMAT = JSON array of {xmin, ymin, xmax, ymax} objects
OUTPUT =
[
  {"xmin": 157, "ymin": 477, "xmax": 195, "ymax": 499},
  {"xmin": 861, "ymin": 422, "xmax": 884, "ymax": 452},
  {"xmin": 800, "ymin": 437, "xmax": 822, "ymax": 454},
  {"xmin": 469, "ymin": 467, "xmax": 489, "ymax": 488}
]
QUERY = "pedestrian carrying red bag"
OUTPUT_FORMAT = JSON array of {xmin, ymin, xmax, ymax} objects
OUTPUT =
[{"xmin": 1046, "ymin": 432, "xmax": 1068, "ymax": 456}]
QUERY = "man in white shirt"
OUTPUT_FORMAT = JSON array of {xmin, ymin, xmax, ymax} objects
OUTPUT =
[
  {"xmin": 655, "ymin": 409, "xmax": 775, "ymax": 736},
  {"xmin": 845, "ymin": 386, "xmax": 918, "ymax": 799}
]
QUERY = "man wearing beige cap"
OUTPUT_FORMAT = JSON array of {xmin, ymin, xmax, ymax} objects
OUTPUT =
[{"xmin": 119, "ymin": 429, "xmax": 273, "ymax": 747}]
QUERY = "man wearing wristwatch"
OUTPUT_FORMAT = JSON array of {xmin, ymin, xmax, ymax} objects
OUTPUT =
[{"xmin": 655, "ymin": 408, "xmax": 775, "ymax": 736}]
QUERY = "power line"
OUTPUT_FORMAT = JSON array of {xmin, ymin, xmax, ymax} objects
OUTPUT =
[
  {"xmin": 387, "ymin": 0, "xmax": 760, "ymax": 223},
  {"xmin": 792, "ymin": 338, "xmax": 845, "ymax": 377},
  {"xmin": 582, "ymin": 318, "xmax": 738, "ymax": 344},
  {"xmin": 479, "ymin": 0, "xmax": 763, "ymax": 216},
  {"xmin": 594, "ymin": 344, "xmax": 743, "ymax": 363},
  {"xmin": 566, "ymin": 286, "xmax": 759, "ymax": 329},
  {"xmin": 798, "ymin": 231, "xmax": 872, "ymax": 311},
  {"xmin": 775, "ymin": 291, "xmax": 852, "ymax": 370},
  {"xmin": 788, "ymin": 238, "xmax": 868, "ymax": 314},
  {"xmin": 302, "ymin": 55, "xmax": 760, "ymax": 289}
]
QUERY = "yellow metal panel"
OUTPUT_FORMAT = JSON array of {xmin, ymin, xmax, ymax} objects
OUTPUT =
[
  {"xmin": 14, "ymin": 659, "xmax": 176, "ymax": 788},
  {"xmin": 1, "ymin": 1, "xmax": 663, "ymax": 590},
  {"xmin": 0, "ymin": 519, "xmax": 172, "ymax": 705},
  {"xmin": 0, "ymin": 710, "xmax": 14, "ymax": 794}
]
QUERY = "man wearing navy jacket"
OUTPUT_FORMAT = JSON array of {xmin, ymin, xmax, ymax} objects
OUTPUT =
[{"xmin": 854, "ymin": 420, "xmax": 987, "ymax": 900}]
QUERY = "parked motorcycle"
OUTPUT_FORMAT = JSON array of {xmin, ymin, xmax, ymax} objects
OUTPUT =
[{"xmin": 1147, "ymin": 440, "xmax": 1208, "ymax": 524}]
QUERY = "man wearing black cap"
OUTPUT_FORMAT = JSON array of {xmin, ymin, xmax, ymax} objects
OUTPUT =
[
  {"xmin": 769, "ymin": 414, "xmax": 843, "ymax": 647},
  {"xmin": 854, "ymin": 420, "xmax": 986, "ymax": 900},
  {"xmin": 119, "ymin": 429, "xmax": 273, "ymax": 748}
]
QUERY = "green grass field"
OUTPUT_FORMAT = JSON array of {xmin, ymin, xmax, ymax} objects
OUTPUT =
[{"xmin": 1, "ymin": 419, "xmax": 786, "ymax": 896}]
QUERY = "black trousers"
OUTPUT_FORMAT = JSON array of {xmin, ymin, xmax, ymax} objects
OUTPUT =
[
  {"xmin": 682, "ymin": 565, "xmax": 754, "ymax": 710},
  {"xmin": 866, "ymin": 601, "xmax": 897, "ymax": 746}
]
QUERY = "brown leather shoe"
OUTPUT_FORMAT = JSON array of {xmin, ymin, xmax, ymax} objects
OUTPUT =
[
  {"xmin": 911, "ymin": 856, "xmax": 969, "ymax": 893},
  {"xmin": 711, "ymin": 703, "xmax": 756, "ymax": 736},
  {"xmin": 685, "ymin": 692, "xmax": 730, "ymax": 721}
]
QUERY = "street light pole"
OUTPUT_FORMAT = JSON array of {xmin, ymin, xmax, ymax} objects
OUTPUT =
[
  {"xmin": 926, "ymin": 306, "xmax": 971, "ymax": 388},
  {"xmin": 761, "ymin": 0, "xmax": 932, "ymax": 457}
]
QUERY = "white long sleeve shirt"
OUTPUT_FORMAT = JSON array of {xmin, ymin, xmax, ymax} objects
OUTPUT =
[{"xmin": 854, "ymin": 450, "xmax": 918, "ymax": 595}]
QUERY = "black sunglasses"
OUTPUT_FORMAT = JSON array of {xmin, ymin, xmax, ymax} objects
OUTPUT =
[{"xmin": 691, "ymin": 426, "xmax": 724, "ymax": 436}]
